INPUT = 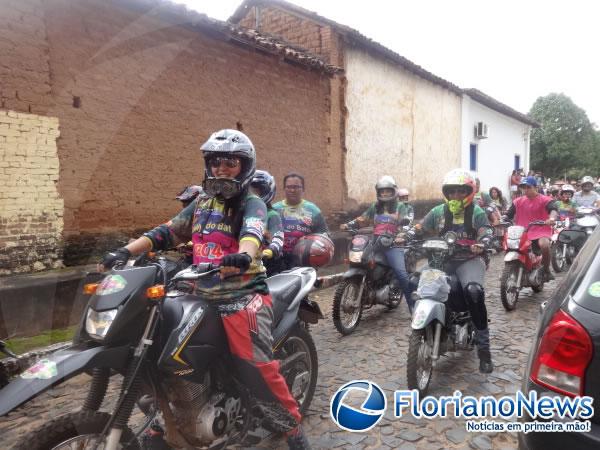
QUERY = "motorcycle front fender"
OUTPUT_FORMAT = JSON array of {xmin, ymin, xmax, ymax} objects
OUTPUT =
[
  {"xmin": 342, "ymin": 267, "xmax": 366, "ymax": 280},
  {"xmin": 411, "ymin": 299, "xmax": 446, "ymax": 330},
  {"xmin": 504, "ymin": 251, "xmax": 524, "ymax": 263},
  {"xmin": 0, "ymin": 343, "xmax": 130, "ymax": 416}
]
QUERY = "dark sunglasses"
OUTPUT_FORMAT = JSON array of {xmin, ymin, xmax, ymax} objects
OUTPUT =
[
  {"xmin": 446, "ymin": 187, "xmax": 469, "ymax": 195},
  {"xmin": 208, "ymin": 157, "xmax": 240, "ymax": 169}
]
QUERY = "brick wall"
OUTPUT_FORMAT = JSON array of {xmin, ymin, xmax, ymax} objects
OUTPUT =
[
  {"xmin": 0, "ymin": 0, "xmax": 344, "ymax": 270},
  {"xmin": 238, "ymin": 5, "xmax": 334, "ymax": 63},
  {"xmin": 0, "ymin": 110, "xmax": 64, "ymax": 274}
]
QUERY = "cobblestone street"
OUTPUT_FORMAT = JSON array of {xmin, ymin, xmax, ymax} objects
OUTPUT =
[{"xmin": 0, "ymin": 254, "xmax": 563, "ymax": 449}]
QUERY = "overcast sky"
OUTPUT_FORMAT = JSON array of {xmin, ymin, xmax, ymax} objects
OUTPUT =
[{"xmin": 177, "ymin": 0, "xmax": 599, "ymax": 127}]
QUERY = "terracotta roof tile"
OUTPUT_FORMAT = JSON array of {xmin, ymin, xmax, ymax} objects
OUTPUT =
[{"xmin": 120, "ymin": 0, "xmax": 341, "ymax": 74}]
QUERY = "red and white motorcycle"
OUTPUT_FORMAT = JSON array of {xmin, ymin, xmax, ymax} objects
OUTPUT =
[{"xmin": 499, "ymin": 221, "xmax": 547, "ymax": 311}]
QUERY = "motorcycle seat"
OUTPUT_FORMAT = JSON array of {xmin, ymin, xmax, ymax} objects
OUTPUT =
[{"xmin": 267, "ymin": 273, "xmax": 303, "ymax": 323}]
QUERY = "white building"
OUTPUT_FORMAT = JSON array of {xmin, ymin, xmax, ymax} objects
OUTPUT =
[{"xmin": 461, "ymin": 89, "xmax": 540, "ymax": 197}]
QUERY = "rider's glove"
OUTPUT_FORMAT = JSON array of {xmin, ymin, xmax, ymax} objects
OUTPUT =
[
  {"xmin": 262, "ymin": 248, "xmax": 274, "ymax": 260},
  {"xmin": 222, "ymin": 252, "xmax": 253, "ymax": 272},
  {"xmin": 100, "ymin": 247, "xmax": 131, "ymax": 270}
]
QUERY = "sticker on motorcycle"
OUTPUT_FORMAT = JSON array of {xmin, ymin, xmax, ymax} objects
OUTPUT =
[
  {"xmin": 21, "ymin": 359, "xmax": 58, "ymax": 380},
  {"xmin": 588, "ymin": 281, "xmax": 600, "ymax": 297},
  {"xmin": 96, "ymin": 274, "xmax": 127, "ymax": 296}
]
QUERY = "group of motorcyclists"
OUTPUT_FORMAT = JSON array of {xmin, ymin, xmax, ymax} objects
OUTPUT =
[{"xmin": 94, "ymin": 128, "xmax": 599, "ymax": 449}]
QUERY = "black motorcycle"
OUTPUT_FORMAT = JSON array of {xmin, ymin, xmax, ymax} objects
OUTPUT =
[
  {"xmin": 332, "ymin": 227, "xmax": 419, "ymax": 335},
  {"xmin": 0, "ymin": 259, "xmax": 323, "ymax": 450}
]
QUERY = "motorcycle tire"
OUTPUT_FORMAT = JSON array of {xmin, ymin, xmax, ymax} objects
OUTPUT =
[
  {"xmin": 14, "ymin": 411, "xmax": 140, "ymax": 450},
  {"xmin": 276, "ymin": 323, "xmax": 318, "ymax": 416},
  {"xmin": 551, "ymin": 244, "xmax": 567, "ymax": 273},
  {"xmin": 332, "ymin": 279, "xmax": 363, "ymax": 335},
  {"xmin": 406, "ymin": 328, "xmax": 433, "ymax": 396},
  {"xmin": 500, "ymin": 261, "xmax": 521, "ymax": 311}
]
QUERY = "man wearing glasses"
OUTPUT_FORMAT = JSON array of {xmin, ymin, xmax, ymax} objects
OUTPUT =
[{"xmin": 273, "ymin": 172, "xmax": 329, "ymax": 271}]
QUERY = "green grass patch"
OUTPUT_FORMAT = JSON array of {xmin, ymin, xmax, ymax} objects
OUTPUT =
[{"xmin": 4, "ymin": 326, "xmax": 77, "ymax": 355}]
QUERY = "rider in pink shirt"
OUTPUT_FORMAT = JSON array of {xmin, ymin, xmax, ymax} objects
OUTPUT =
[{"xmin": 505, "ymin": 176, "xmax": 558, "ymax": 281}]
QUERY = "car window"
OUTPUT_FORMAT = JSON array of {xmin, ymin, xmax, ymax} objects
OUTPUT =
[
  {"xmin": 551, "ymin": 227, "xmax": 600, "ymax": 304},
  {"xmin": 572, "ymin": 228, "xmax": 600, "ymax": 308}
]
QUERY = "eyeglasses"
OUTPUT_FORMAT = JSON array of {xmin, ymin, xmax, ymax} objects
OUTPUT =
[
  {"xmin": 208, "ymin": 157, "xmax": 240, "ymax": 169},
  {"xmin": 445, "ymin": 187, "xmax": 469, "ymax": 195},
  {"xmin": 285, "ymin": 185, "xmax": 303, "ymax": 191}
]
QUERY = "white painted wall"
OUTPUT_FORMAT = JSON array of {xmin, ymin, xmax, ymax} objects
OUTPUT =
[
  {"xmin": 344, "ymin": 48, "xmax": 462, "ymax": 205},
  {"xmin": 461, "ymin": 95, "xmax": 531, "ymax": 199}
]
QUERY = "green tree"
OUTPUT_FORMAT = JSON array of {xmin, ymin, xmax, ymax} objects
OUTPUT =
[{"xmin": 529, "ymin": 93, "xmax": 599, "ymax": 179}]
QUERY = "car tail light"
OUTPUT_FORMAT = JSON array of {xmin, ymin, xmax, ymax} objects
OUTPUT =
[{"xmin": 530, "ymin": 309, "xmax": 593, "ymax": 397}]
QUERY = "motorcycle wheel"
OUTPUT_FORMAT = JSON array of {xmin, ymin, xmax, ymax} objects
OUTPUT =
[
  {"xmin": 406, "ymin": 328, "xmax": 433, "ymax": 396},
  {"xmin": 276, "ymin": 323, "xmax": 318, "ymax": 416},
  {"xmin": 332, "ymin": 279, "xmax": 363, "ymax": 335},
  {"xmin": 15, "ymin": 411, "xmax": 139, "ymax": 450},
  {"xmin": 500, "ymin": 261, "xmax": 520, "ymax": 311},
  {"xmin": 551, "ymin": 244, "xmax": 567, "ymax": 273}
]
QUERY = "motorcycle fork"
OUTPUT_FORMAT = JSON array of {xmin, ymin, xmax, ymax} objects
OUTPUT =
[
  {"xmin": 356, "ymin": 274, "xmax": 367, "ymax": 307},
  {"xmin": 516, "ymin": 265, "xmax": 524, "ymax": 288},
  {"xmin": 99, "ymin": 304, "xmax": 160, "ymax": 450},
  {"xmin": 562, "ymin": 244, "xmax": 567, "ymax": 258},
  {"xmin": 431, "ymin": 322, "xmax": 443, "ymax": 361}
]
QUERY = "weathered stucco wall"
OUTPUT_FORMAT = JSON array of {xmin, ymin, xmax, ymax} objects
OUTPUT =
[
  {"xmin": 0, "ymin": 110, "xmax": 63, "ymax": 274},
  {"xmin": 344, "ymin": 48, "xmax": 462, "ymax": 206},
  {"xmin": 461, "ymin": 95, "xmax": 531, "ymax": 197}
]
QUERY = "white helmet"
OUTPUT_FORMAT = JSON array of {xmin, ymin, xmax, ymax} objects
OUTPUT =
[
  {"xmin": 375, "ymin": 176, "xmax": 398, "ymax": 202},
  {"xmin": 560, "ymin": 184, "xmax": 576, "ymax": 195}
]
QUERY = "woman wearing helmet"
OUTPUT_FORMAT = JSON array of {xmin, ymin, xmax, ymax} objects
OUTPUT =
[
  {"xmin": 557, "ymin": 184, "xmax": 578, "ymax": 219},
  {"xmin": 397, "ymin": 187, "xmax": 414, "ymax": 224},
  {"xmin": 250, "ymin": 170, "xmax": 285, "ymax": 276},
  {"xmin": 574, "ymin": 175, "xmax": 600, "ymax": 207},
  {"xmin": 175, "ymin": 185, "xmax": 206, "ymax": 209},
  {"xmin": 340, "ymin": 176, "xmax": 414, "ymax": 310},
  {"xmin": 99, "ymin": 130, "xmax": 310, "ymax": 449},
  {"xmin": 417, "ymin": 169, "xmax": 494, "ymax": 373}
]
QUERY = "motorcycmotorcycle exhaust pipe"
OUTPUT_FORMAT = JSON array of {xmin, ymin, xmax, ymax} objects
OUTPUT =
[{"xmin": 375, "ymin": 286, "xmax": 390, "ymax": 305}]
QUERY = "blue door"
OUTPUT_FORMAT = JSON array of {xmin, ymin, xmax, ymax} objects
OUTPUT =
[
  {"xmin": 514, "ymin": 154, "xmax": 520, "ymax": 171},
  {"xmin": 469, "ymin": 144, "xmax": 477, "ymax": 171}
]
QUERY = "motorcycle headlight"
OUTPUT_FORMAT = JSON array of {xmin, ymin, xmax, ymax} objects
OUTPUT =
[
  {"xmin": 86, "ymin": 308, "xmax": 118, "ymax": 339},
  {"xmin": 348, "ymin": 251, "xmax": 363, "ymax": 263}
]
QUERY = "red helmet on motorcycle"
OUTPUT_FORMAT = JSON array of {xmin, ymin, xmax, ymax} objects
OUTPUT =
[{"xmin": 292, "ymin": 234, "xmax": 335, "ymax": 268}]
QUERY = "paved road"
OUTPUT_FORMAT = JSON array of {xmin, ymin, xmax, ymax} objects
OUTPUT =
[{"xmin": 0, "ymin": 254, "xmax": 562, "ymax": 449}]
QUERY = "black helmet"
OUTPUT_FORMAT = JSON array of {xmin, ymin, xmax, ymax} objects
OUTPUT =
[
  {"xmin": 200, "ymin": 129, "xmax": 256, "ymax": 199},
  {"xmin": 250, "ymin": 169, "xmax": 276, "ymax": 204},
  {"xmin": 175, "ymin": 185, "xmax": 204, "ymax": 202}
]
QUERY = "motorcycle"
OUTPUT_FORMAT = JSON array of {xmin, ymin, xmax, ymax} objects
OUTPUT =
[
  {"xmin": 332, "ymin": 227, "xmax": 418, "ymax": 335},
  {"xmin": 550, "ymin": 218, "xmax": 575, "ymax": 273},
  {"xmin": 499, "ymin": 220, "xmax": 547, "ymax": 311},
  {"xmin": 406, "ymin": 232, "xmax": 489, "ymax": 395},
  {"xmin": 0, "ymin": 259, "xmax": 323, "ymax": 450},
  {"xmin": 485, "ymin": 205, "xmax": 505, "ymax": 252},
  {"xmin": 574, "ymin": 206, "xmax": 600, "ymax": 235}
]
